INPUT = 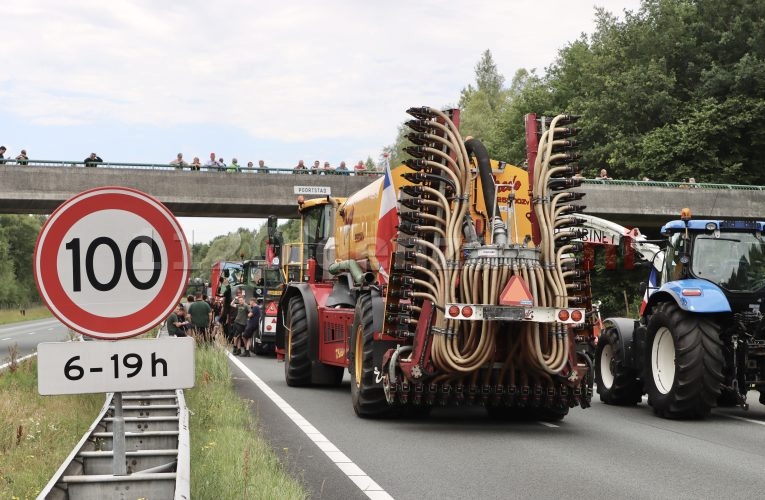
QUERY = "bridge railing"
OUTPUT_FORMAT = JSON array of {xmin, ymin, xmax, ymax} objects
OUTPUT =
[
  {"xmin": 0, "ymin": 158, "xmax": 383, "ymax": 176},
  {"xmin": 3, "ymin": 159, "xmax": 763, "ymax": 190},
  {"xmin": 580, "ymin": 178, "xmax": 765, "ymax": 191}
]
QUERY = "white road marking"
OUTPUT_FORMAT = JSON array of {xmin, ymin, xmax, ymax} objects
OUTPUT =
[
  {"xmin": 228, "ymin": 354, "xmax": 394, "ymax": 500},
  {"xmin": 1, "ymin": 337, "xmax": 10, "ymax": 341},
  {"xmin": 720, "ymin": 414, "xmax": 765, "ymax": 426},
  {"xmin": 0, "ymin": 353, "xmax": 36, "ymax": 371},
  {"xmin": 539, "ymin": 421, "xmax": 558, "ymax": 428},
  {"xmin": 27, "ymin": 331, "xmax": 36, "ymax": 335}
]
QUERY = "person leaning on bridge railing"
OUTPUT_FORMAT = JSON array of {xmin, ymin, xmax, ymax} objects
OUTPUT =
[
  {"xmin": 84, "ymin": 152, "xmax": 103, "ymax": 167},
  {"xmin": 15, "ymin": 149, "xmax": 29, "ymax": 165}
]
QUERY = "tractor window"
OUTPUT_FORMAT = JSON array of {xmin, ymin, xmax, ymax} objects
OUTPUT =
[
  {"xmin": 663, "ymin": 233, "xmax": 683, "ymax": 282},
  {"xmin": 263, "ymin": 268, "xmax": 283, "ymax": 287},
  {"xmin": 302, "ymin": 205, "xmax": 331, "ymax": 260},
  {"xmin": 692, "ymin": 233, "xmax": 765, "ymax": 291}
]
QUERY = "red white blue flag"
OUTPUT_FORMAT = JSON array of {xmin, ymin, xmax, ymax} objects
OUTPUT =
[{"xmin": 376, "ymin": 156, "xmax": 397, "ymax": 284}]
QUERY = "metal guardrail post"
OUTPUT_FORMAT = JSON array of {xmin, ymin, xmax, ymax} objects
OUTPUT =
[{"xmin": 112, "ymin": 392, "xmax": 128, "ymax": 476}]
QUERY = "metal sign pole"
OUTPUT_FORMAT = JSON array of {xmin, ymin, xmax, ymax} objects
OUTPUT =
[{"xmin": 112, "ymin": 392, "xmax": 127, "ymax": 475}]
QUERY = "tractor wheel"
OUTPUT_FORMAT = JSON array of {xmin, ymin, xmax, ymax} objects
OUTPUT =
[
  {"xmin": 349, "ymin": 293, "xmax": 390, "ymax": 418},
  {"xmin": 645, "ymin": 302, "xmax": 724, "ymax": 419},
  {"xmin": 285, "ymin": 296, "xmax": 312, "ymax": 387},
  {"xmin": 595, "ymin": 327, "xmax": 642, "ymax": 405}
]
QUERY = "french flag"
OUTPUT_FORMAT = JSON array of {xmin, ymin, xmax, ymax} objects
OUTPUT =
[
  {"xmin": 376, "ymin": 156, "xmax": 397, "ymax": 284},
  {"xmin": 639, "ymin": 265, "xmax": 659, "ymax": 315}
]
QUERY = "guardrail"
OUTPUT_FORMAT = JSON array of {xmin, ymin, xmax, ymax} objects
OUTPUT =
[
  {"xmin": 0, "ymin": 158, "xmax": 382, "ymax": 176},
  {"xmin": 38, "ymin": 389, "xmax": 190, "ymax": 500},
  {"xmin": 3, "ymin": 159, "xmax": 762, "ymax": 190}
]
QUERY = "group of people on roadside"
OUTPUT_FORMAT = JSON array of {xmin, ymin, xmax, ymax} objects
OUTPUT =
[{"xmin": 166, "ymin": 274, "xmax": 263, "ymax": 356}]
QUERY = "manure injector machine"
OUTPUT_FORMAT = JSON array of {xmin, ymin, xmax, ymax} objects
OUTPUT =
[{"xmin": 275, "ymin": 107, "xmax": 595, "ymax": 419}]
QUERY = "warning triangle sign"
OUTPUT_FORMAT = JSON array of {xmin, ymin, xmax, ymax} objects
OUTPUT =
[
  {"xmin": 499, "ymin": 276, "xmax": 534, "ymax": 306},
  {"xmin": 265, "ymin": 302, "xmax": 277, "ymax": 315}
]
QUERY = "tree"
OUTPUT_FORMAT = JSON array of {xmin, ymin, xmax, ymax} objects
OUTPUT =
[{"xmin": 0, "ymin": 215, "xmax": 44, "ymax": 306}]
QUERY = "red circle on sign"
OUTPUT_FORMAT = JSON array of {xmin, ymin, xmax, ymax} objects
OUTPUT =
[{"xmin": 34, "ymin": 186, "xmax": 190, "ymax": 339}]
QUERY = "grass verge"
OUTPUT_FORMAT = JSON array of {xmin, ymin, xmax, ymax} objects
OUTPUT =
[
  {"xmin": 0, "ymin": 343, "xmax": 308, "ymax": 499},
  {"xmin": 0, "ymin": 306, "xmax": 52, "ymax": 326},
  {"xmin": 0, "ymin": 358, "xmax": 103, "ymax": 499},
  {"xmin": 187, "ymin": 343, "xmax": 307, "ymax": 499}
]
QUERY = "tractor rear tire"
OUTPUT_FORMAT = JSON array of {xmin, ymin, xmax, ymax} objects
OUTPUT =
[
  {"xmin": 645, "ymin": 302, "xmax": 724, "ymax": 419},
  {"xmin": 350, "ymin": 293, "xmax": 390, "ymax": 418},
  {"xmin": 285, "ymin": 296, "xmax": 312, "ymax": 387},
  {"xmin": 595, "ymin": 327, "xmax": 642, "ymax": 405}
]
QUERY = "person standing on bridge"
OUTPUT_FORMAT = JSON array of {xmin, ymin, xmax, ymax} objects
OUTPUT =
[
  {"xmin": 258, "ymin": 159, "xmax": 269, "ymax": 173},
  {"xmin": 227, "ymin": 158, "xmax": 241, "ymax": 172},
  {"xmin": 170, "ymin": 152, "xmax": 188, "ymax": 169},
  {"xmin": 0, "ymin": 146, "xmax": 6, "ymax": 164},
  {"xmin": 190, "ymin": 157, "xmax": 202, "ymax": 171},
  {"xmin": 15, "ymin": 149, "xmax": 29, "ymax": 165},
  {"xmin": 294, "ymin": 159, "xmax": 307, "ymax": 174},
  {"xmin": 205, "ymin": 152, "xmax": 218, "ymax": 171},
  {"xmin": 336, "ymin": 160, "xmax": 349, "ymax": 175},
  {"xmin": 353, "ymin": 160, "xmax": 366, "ymax": 175},
  {"xmin": 311, "ymin": 160, "xmax": 320, "ymax": 175},
  {"xmin": 84, "ymin": 152, "xmax": 102, "ymax": 167}
]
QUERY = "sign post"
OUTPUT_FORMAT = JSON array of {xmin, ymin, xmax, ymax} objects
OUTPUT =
[{"xmin": 34, "ymin": 186, "xmax": 193, "ymax": 476}]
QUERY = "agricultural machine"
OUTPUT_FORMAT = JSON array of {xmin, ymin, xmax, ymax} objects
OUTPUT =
[
  {"xmin": 596, "ymin": 209, "xmax": 765, "ymax": 418},
  {"xmin": 275, "ymin": 106, "xmax": 596, "ymax": 419}
]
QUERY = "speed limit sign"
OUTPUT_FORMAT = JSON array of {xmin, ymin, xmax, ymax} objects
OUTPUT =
[{"xmin": 34, "ymin": 186, "xmax": 191, "ymax": 340}]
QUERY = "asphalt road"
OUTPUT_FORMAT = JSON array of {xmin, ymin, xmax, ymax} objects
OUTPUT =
[
  {"xmin": 230, "ymin": 352, "xmax": 765, "ymax": 500},
  {"xmin": 0, "ymin": 318, "xmax": 70, "ymax": 366}
]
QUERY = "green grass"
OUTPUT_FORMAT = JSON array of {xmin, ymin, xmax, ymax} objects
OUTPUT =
[
  {"xmin": 0, "ymin": 306, "xmax": 52, "ymax": 326},
  {"xmin": 0, "ymin": 358, "xmax": 104, "ymax": 499},
  {"xmin": 0, "ymin": 343, "xmax": 308, "ymax": 499},
  {"xmin": 187, "ymin": 344, "xmax": 307, "ymax": 499}
]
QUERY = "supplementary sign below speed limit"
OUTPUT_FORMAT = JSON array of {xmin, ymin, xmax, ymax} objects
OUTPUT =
[
  {"xmin": 34, "ymin": 186, "xmax": 191, "ymax": 340},
  {"xmin": 37, "ymin": 337, "xmax": 195, "ymax": 395}
]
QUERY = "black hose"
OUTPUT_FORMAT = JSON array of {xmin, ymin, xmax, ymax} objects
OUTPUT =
[{"xmin": 464, "ymin": 138, "xmax": 499, "ymax": 221}]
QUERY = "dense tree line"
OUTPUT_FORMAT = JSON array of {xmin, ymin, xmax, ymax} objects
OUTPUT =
[
  {"xmin": 0, "ymin": 215, "xmax": 45, "ymax": 307},
  {"xmin": 455, "ymin": 0, "xmax": 765, "ymax": 183}
]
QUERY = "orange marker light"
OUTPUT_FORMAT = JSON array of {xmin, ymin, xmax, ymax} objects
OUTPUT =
[
  {"xmin": 461, "ymin": 306, "xmax": 473, "ymax": 318},
  {"xmin": 680, "ymin": 207, "xmax": 692, "ymax": 221},
  {"xmin": 449, "ymin": 305, "xmax": 460, "ymax": 317},
  {"xmin": 558, "ymin": 309, "xmax": 570, "ymax": 321},
  {"xmin": 571, "ymin": 309, "xmax": 583, "ymax": 322}
]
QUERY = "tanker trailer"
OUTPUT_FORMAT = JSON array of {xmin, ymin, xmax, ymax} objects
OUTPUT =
[{"xmin": 275, "ymin": 107, "xmax": 593, "ymax": 420}]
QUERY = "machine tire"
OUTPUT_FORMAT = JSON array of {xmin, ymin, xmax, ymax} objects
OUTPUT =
[
  {"xmin": 595, "ymin": 327, "xmax": 642, "ymax": 405},
  {"xmin": 349, "ymin": 293, "xmax": 389, "ymax": 418},
  {"xmin": 645, "ymin": 302, "xmax": 724, "ymax": 419},
  {"xmin": 285, "ymin": 296, "xmax": 312, "ymax": 386}
]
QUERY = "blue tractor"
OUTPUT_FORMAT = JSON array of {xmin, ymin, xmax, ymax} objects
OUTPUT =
[{"xmin": 595, "ymin": 210, "xmax": 765, "ymax": 418}]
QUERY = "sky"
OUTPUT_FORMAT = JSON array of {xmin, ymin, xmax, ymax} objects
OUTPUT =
[{"xmin": 1, "ymin": 0, "xmax": 643, "ymax": 244}]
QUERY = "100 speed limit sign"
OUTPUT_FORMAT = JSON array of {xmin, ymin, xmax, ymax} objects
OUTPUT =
[{"xmin": 34, "ymin": 187, "xmax": 191, "ymax": 340}]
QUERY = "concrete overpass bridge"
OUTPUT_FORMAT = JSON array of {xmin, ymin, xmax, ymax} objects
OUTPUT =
[{"xmin": 2, "ymin": 161, "xmax": 764, "ymax": 232}]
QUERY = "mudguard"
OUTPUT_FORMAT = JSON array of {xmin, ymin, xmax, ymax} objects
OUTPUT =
[
  {"xmin": 646, "ymin": 279, "xmax": 731, "ymax": 314},
  {"xmin": 601, "ymin": 317, "xmax": 639, "ymax": 369}
]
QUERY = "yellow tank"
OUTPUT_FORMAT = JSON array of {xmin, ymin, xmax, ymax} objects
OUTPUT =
[{"xmin": 334, "ymin": 160, "xmax": 533, "ymax": 276}]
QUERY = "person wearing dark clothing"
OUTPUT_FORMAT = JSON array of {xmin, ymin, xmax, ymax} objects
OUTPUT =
[
  {"xmin": 16, "ymin": 149, "xmax": 29, "ymax": 165},
  {"xmin": 243, "ymin": 297, "xmax": 262, "ymax": 354},
  {"xmin": 187, "ymin": 294, "xmax": 213, "ymax": 341},
  {"xmin": 231, "ymin": 296, "xmax": 250, "ymax": 356},
  {"xmin": 84, "ymin": 152, "xmax": 103, "ymax": 167},
  {"xmin": 167, "ymin": 304, "xmax": 191, "ymax": 337},
  {"xmin": 0, "ymin": 146, "xmax": 6, "ymax": 164},
  {"xmin": 216, "ymin": 276, "xmax": 233, "ymax": 342}
]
